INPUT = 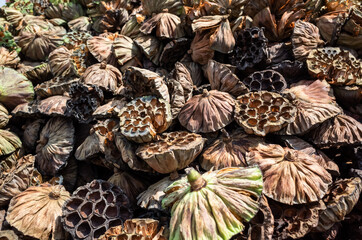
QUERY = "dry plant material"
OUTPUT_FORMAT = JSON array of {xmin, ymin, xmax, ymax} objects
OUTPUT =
[
  {"xmin": 178, "ymin": 89, "xmax": 234, "ymax": 133},
  {"xmin": 98, "ymin": 218, "xmax": 166, "ymax": 240},
  {"xmin": 93, "ymin": 98, "xmax": 127, "ymax": 119},
  {"xmin": 0, "ymin": 155, "xmax": 35, "ymax": 207},
  {"xmin": 0, "ymin": 47, "xmax": 19, "ymax": 68},
  {"xmin": 0, "ymin": 129, "xmax": 22, "ymax": 157},
  {"xmin": 270, "ymin": 199, "xmax": 326, "ymax": 239},
  {"xmin": 0, "ymin": 103, "xmax": 9, "ymax": 129},
  {"xmin": 34, "ymin": 76, "xmax": 79, "ymax": 98},
  {"xmin": 242, "ymin": 70, "xmax": 287, "ymax": 93},
  {"xmin": 246, "ymin": 144, "xmax": 333, "ymax": 205},
  {"xmin": 124, "ymin": 67, "xmax": 169, "ymax": 102},
  {"xmin": 137, "ymin": 176, "xmax": 177, "ymax": 210},
  {"xmin": 189, "ymin": 30, "xmax": 214, "ymax": 65},
  {"xmin": 6, "ymin": 184, "xmax": 70, "ymax": 240},
  {"xmin": 0, "ymin": 230, "xmax": 18, "ymax": 240},
  {"xmin": 81, "ymin": 62, "xmax": 123, "ymax": 94},
  {"xmin": 333, "ymin": 85, "xmax": 362, "ymax": 115},
  {"xmin": 0, "ymin": 66, "xmax": 34, "ymax": 110},
  {"xmin": 315, "ymin": 177, "xmax": 362, "ymax": 232},
  {"xmin": 119, "ymin": 96, "xmax": 172, "ymax": 143},
  {"xmin": 201, "ymin": 129, "xmax": 263, "ymax": 171},
  {"xmin": 230, "ymin": 27, "xmax": 268, "ymax": 71},
  {"xmin": 204, "ymin": 60, "xmax": 249, "ymax": 97},
  {"xmin": 136, "ymin": 131, "xmax": 205, "ymax": 174},
  {"xmin": 278, "ymin": 80, "xmax": 342, "ymax": 135},
  {"xmin": 306, "ymin": 47, "xmax": 362, "ymax": 86},
  {"xmin": 62, "ymin": 180, "xmax": 132, "ymax": 240},
  {"xmin": 37, "ymin": 95, "xmax": 70, "ymax": 117},
  {"xmin": 235, "ymin": 91, "xmax": 296, "ymax": 136},
  {"xmin": 310, "ymin": 114, "xmax": 362, "ymax": 148},
  {"xmin": 35, "ymin": 117, "xmax": 75, "ymax": 176},
  {"xmin": 162, "ymin": 167, "xmax": 263, "ymax": 240},
  {"xmin": 108, "ymin": 171, "xmax": 148, "ymax": 204},
  {"xmin": 23, "ymin": 119, "xmax": 45, "ymax": 153}
]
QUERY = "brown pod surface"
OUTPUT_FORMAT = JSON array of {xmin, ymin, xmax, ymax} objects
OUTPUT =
[
  {"xmin": 119, "ymin": 96, "xmax": 172, "ymax": 143},
  {"xmin": 235, "ymin": 91, "xmax": 296, "ymax": 136},
  {"xmin": 178, "ymin": 89, "xmax": 235, "ymax": 133},
  {"xmin": 246, "ymin": 144, "xmax": 333, "ymax": 205},
  {"xmin": 62, "ymin": 179, "xmax": 133, "ymax": 240},
  {"xmin": 136, "ymin": 131, "xmax": 205, "ymax": 174},
  {"xmin": 242, "ymin": 70, "xmax": 287, "ymax": 93},
  {"xmin": 6, "ymin": 184, "xmax": 70, "ymax": 240}
]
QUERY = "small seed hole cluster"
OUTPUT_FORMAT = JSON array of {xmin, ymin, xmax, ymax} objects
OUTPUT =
[{"xmin": 243, "ymin": 70, "xmax": 287, "ymax": 92}]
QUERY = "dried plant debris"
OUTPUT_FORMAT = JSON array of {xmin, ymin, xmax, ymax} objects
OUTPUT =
[
  {"xmin": 1, "ymin": 0, "xmax": 362, "ymax": 239},
  {"xmin": 62, "ymin": 180, "xmax": 132, "ymax": 240},
  {"xmin": 235, "ymin": 91, "xmax": 296, "ymax": 136}
]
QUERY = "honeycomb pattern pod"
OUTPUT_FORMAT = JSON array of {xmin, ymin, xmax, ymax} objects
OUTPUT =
[
  {"xmin": 230, "ymin": 27, "xmax": 268, "ymax": 71},
  {"xmin": 62, "ymin": 180, "xmax": 133, "ymax": 240},
  {"xmin": 306, "ymin": 47, "xmax": 362, "ymax": 86},
  {"xmin": 242, "ymin": 70, "xmax": 287, "ymax": 93},
  {"xmin": 119, "ymin": 96, "xmax": 172, "ymax": 143},
  {"xmin": 235, "ymin": 91, "xmax": 297, "ymax": 136},
  {"xmin": 98, "ymin": 218, "xmax": 166, "ymax": 240}
]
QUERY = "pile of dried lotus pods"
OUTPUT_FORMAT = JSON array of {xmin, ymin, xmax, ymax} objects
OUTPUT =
[{"xmin": 0, "ymin": 0, "xmax": 362, "ymax": 239}]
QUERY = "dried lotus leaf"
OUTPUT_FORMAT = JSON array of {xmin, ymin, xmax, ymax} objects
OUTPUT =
[
  {"xmin": 141, "ymin": 0, "xmax": 183, "ymax": 16},
  {"xmin": 16, "ymin": 28, "xmax": 65, "ymax": 61},
  {"xmin": 168, "ymin": 79, "xmax": 186, "ymax": 119},
  {"xmin": 333, "ymin": 85, "xmax": 362, "ymax": 114},
  {"xmin": 108, "ymin": 172, "xmax": 148, "ymax": 204},
  {"xmin": 81, "ymin": 62, "xmax": 123, "ymax": 94},
  {"xmin": 87, "ymin": 36, "xmax": 116, "ymax": 64},
  {"xmin": 93, "ymin": 98, "xmax": 127, "ymax": 119},
  {"xmin": 114, "ymin": 133, "xmax": 154, "ymax": 172},
  {"xmin": 0, "ymin": 129, "xmax": 22, "ymax": 157},
  {"xmin": 48, "ymin": 46, "xmax": 80, "ymax": 78},
  {"xmin": 137, "ymin": 176, "xmax": 178, "ymax": 209},
  {"xmin": 121, "ymin": 14, "xmax": 144, "ymax": 39},
  {"xmin": 6, "ymin": 184, "xmax": 70, "ymax": 240},
  {"xmin": 278, "ymin": 80, "xmax": 342, "ymax": 135},
  {"xmin": 310, "ymin": 114, "xmax": 362, "ymax": 148},
  {"xmin": 0, "ymin": 230, "xmax": 19, "ymax": 240},
  {"xmin": 178, "ymin": 89, "xmax": 235, "ymax": 133},
  {"xmin": 136, "ymin": 131, "xmax": 205, "ymax": 174},
  {"xmin": 292, "ymin": 20, "xmax": 324, "ymax": 61},
  {"xmin": 210, "ymin": 19, "xmax": 235, "ymax": 54},
  {"xmin": 172, "ymin": 61, "xmax": 196, "ymax": 102},
  {"xmin": 204, "ymin": 60, "xmax": 248, "ymax": 97},
  {"xmin": 160, "ymin": 38, "xmax": 191, "ymax": 70},
  {"xmin": 189, "ymin": 30, "xmax": 214, "ymax": 65},
  {"xmin": 22, "ymin": 62, "xmax": 53, "ymax": 86},
  {"xmin": 306, "ymin": 47, "xmax": 362, "ymax": 86},
  {"xmin": 0, "ymin": 155, "xmax": 35, "ymax": 207},
  {"xmin": 98, "ymin": 218, "xmax": 166, "ymax": 240},
  {"xmin": 315, "ymin": 177, "xmax": 362, "ymax": 232},
  {"xmin": 140, "ymin": 11, "xmax": 185, "ymax": 39},
  {"xmin": 11, "ymin": 100, "xmax": 39, "ymax": 118},
  {"xmin": 124, "ymin": 67, "xmax": 169, "ymax": 102},
  {"xmin": 36, "ymin": 117, "xmax": 75, "ymax": 176},
  {"xmin": 38, "ymin": 95, "xmax": 70, "ymax": 116},
  {"xmin": 113, "ymin": 35, "xmax": 141, "ymax": 66},
  {"xmin": 61, "ymin": 179, "xmax": 133, "ymax": 239},
  {"xmin": 119, "ymin": 96, "xmax": 172, "ymax": 143},
  {"xmin": 75, "ymin": 131, "xmax": 104, "ymax": 161},
  {"xmin": 0, "ymin": 47, "xmax": 19, "ymax": 68},
  {"xmin": 0, "ymin": 103, "xmax": 9, "ymax": 129},
  {"xmin": 162, "ymin": 167, "xmax": 263, "ymax": 240},
  {"xmin": 201, "ymin": 129, "xmax": 263, "ymax": 171},
  {"xmin": 0, "ymin": 66, "xmax": 34, "ymax": 110},
  {"xmin": 134, "ymin": 35, "xmax": 163, "ymax": 65},
  {"xmin": 68, "ymin": 16, "xmax": 92, "ymax": 31},
  {"xmin": 235, "ymin": 91, "xmax": 296, "ymax": 136},
  {"xmin": 34, "ymin": 76, "xmax": 79, "ymax": 98},
  {"xmin": 246, "ymin": 144, "xmax": 333, "ymax": 205},
  {"xmin": 23, "ymin": 119, "xmax": 45, "ymax": 153},
  {"xmin": 94, "ymin": 1, "xmax": 128, "ymax": 32}
]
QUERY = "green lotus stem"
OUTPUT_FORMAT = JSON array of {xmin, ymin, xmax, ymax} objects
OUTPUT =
[{"xmin": 186, "ymin": 168, "xmax": 206, "ymax": 191}]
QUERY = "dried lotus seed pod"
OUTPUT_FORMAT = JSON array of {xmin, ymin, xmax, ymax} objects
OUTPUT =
[
  {"xmin": 269, "ymin": 199, "xmax": 326, "ymax": 239},
  {"xmin": 178, "ymin": 89, "xmax": 235, "ymax": 133},
  {"xmin": 0, "ymin": 155, "xmax": 35, "ymax": 207},
  {"xmin": 66, "ymin": 82, "xmax": 104, "ymax": 123},
  {"xmin": 119, "ymin": 96, "xmax": 172, "ymax": 143},
  {"xmin": 235, "ymin": 91, "xmax": 296, "ymax": 136},
  {"xmin": 246, "ymin": 144, "xmax": 333, "ymax": 205},
  {"xmin": 242, "ymin": 70, "xmax": 287, "ymax": 93},
  {"xmin": 81, "ymin": 62, "xmax": 123, "ymax": 94},
  {"xmin": 0, "ymin": 230, "xmax": 18, "ymax": 240},
  {"xmin": 306, "ymin": 47, "xmax": 362, "ymax": 86},
  {"xmin": 136, "ymin": 131, "xmax": 205, "ymax": 174},
  {"xmin": 229, "ymin": 27, "xmax": 268, "ymax": 72},
  {"xmin": 124, "ymin": 67, "xmax": 169, "ymax": 102},
  {"xmin": 62, "ymin": 179, "xmax": 133, "ymax": 240},
  {"xmin": 98, "ymin": 218, "xmax": 166, "ymax": 240},
  {"xmin": 201, "ymin": 129, "xmax": 263, "ymax": 171},
  {"xmin": 315, "ymin": 177, "xmax": 362, "ymax": 232},
  {"xmin": 35, "ymin": 117, "xmax": 75, "ymax": 176},
  {"xmin": 6, "ymin": 184, "xmax": 70, "ymax": 240}
]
